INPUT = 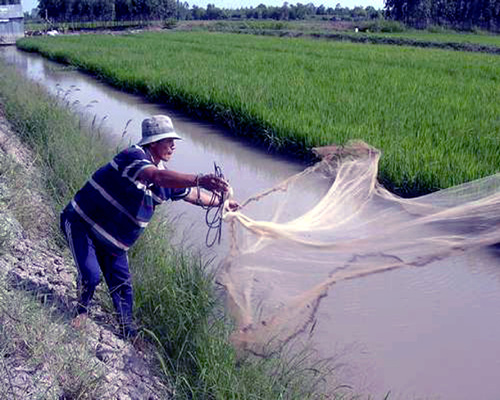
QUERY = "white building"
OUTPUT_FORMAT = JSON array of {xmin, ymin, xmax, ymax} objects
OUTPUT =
[{"xmin": 0, "ymin": 4, "xmax": 24, "ymax": 45}]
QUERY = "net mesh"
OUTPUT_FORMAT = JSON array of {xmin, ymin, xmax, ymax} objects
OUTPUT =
[{"xmin": 221, "ymin": 141, "xmax": 500, "ymax": 355}]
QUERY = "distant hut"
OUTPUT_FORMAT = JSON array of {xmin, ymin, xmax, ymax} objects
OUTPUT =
[{"xmin": 0, "ymin": 3, "xmax": 24, "ymax": 45}]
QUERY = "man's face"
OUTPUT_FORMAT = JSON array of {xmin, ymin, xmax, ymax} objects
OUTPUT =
[{"xmin": 151, "ymin": 138, "xmax": 176, "ymax": 162}]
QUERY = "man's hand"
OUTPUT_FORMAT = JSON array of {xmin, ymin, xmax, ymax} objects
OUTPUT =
[
  {"xmin": 225, "ymin": 199, "xmax": 240, "ymax": 212},
  {"xmin": 198, "ymin": 173, "xmax": 229, "ymax": 193}
]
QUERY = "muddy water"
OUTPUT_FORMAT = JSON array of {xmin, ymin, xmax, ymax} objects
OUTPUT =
[{"xmin": 2, "ymin": 46, "xmax": 500, "ymax": 400}]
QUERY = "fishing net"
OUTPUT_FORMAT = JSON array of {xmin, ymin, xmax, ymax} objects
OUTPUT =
[{"xmin": 220, "ymin": 141, "xmax": 500, "ymax": 355}]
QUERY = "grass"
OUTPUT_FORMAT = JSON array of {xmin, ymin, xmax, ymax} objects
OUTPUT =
[
  {"xmin": 131, "ymin": 223, "xmax": 338, "ymax": 398},
  {"xmin": 0, "ymin": 56, "xmax": 342, "ymax": 399},
  {"xmin": 17, "ymin": 31, "xmax": 500, "ymax": 195},
  {"xmin": 187, "ymin": 20, "xmax": 500, "ymax": 49},
  {"xmin": 0, "ymin": 77, "xmax": 109, "ymax": 210},
  {"xmin": 364, "ymin": 29, "xmax": 500, "ymax": 46}
]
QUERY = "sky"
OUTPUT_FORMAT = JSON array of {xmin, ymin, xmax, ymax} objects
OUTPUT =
[{"xmin": 21, "ymin": 0, "xmax": 385, "ymax": 15}]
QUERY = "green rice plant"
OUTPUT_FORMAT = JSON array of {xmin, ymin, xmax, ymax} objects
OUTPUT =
[
  {"xmin": 206, "ymin": 19, "xmax": 500, "ymax": 47},
  {"xmin": 17, "ymin": 31, "xmax": 500, "ymax": 195},
  {"xmin": 365, "ymin": 29, "xmax": 500, "ymax": 47}
]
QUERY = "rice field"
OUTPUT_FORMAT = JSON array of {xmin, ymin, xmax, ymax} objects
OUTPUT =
[
  {"xmin": 17, "ymin": 31, "xmax": 500, "ymax": 195},
  {"xmin": 369, "ymin": 30, "xmax": 500, "ymax": 47},
  {"xmin": 203, "ymin": 20, "xmax": 500, "ymax": 48}
]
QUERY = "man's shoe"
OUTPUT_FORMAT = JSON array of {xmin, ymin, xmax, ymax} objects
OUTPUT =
[
  {"xmin": 71, "ymin": 312, "xmax": 88, "ymax": 330},
  {"xmin": 132, "ymin": 335, "xmax": 148, "ymax": 353},
  {"xmin": 118, "ymin": 323, "xmax": 138, "ymax": 339}
]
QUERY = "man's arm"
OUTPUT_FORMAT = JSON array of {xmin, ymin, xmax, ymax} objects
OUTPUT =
[
  {"xmin": 184, "ymin": 187, "xmax": 219, "ymax": 207},
  {"xmin": 137, "ymin": 166, "xmax": 229, "ymax": 193},
  {"xmin": 184, "ymin": 189, "xmax": 240, "ymax": 211}
]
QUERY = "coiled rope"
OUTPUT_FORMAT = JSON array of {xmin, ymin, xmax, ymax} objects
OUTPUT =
[{"xmin": 198, "ymin": 162, "xmax": 227, "ymax": 247}]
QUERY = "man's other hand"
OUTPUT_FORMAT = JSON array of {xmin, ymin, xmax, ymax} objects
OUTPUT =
[{"xmin": 225, "ymin": 199, "xmax": 240, "ymax": 212}]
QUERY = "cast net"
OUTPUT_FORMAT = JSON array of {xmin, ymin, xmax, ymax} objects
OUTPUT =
[{"xmin": 220, "ymin": 141, "xmax": 500, "ymax": 355}]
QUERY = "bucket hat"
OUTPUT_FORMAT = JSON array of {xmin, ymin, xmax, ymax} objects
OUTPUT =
[{"xmin": 138, "ymin": 115, "xmax": 182, "ymax": 146}]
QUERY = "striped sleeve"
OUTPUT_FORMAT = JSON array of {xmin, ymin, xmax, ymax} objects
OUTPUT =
[
  {"xmin": 150, "ymin": 159, "xmax": 191, "ymax": 202},
  {"xmin": 115, "ymin": 146, "xmax": 190, "ymax": 202},
  {"xmin": 113, "ymin": 146, "xmax": 153, "ymax": 182},
  {"xmin": 150, "ymin": 186, "xmax": 191, "ymax": 202},
  {"xmin": 171, "ymin": 187, "xmax": 191, "ymax": 201}
]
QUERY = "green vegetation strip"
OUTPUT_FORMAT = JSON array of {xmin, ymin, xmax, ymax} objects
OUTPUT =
[
  {"xmin": 309, "ymin": 32, "xmax": 500, "ymax": 54},
  {"xmin": 18, "ymin": 32, "xmax": 500, "ymax": 195},
  {"xmin": 0, "ymin": 58, "xmax": 337, "ymax": 399},
  {"xmin": 365, "ymin": 30, "xmax": 500, "ymax": 48},
  {"xmin": 203, "ymin": 20, "xmax": 500, "ymax": 51}
]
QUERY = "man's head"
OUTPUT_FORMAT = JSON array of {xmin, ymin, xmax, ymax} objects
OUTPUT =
[
  {"xmin": 148, "ymin": 138, "xmax": 176, "ymax": 163},
  {"xmin": 138, "ymin": 115, "xmax": 182, "ymax": 146},
  {"xmin": 139, "ymin": 115, "xmax": 182, "ymax": 164}
]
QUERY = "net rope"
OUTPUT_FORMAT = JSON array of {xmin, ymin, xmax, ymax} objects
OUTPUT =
[{"xmin": 220, "ymin": 141, "xmax": 500, "ymax": 356}]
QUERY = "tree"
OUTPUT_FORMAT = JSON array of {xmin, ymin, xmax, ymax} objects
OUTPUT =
[
  {"xmin": 38, "ymin": 0, "xmax": 66, "ymax": 21},
  {"xmin": 205, "ymin": 3, "xmax": 224, "ymax": 19},
  {"xmin": 115, "ymin": 0, "xmax": 133, "ymax": 20},
  {"xmin": 281, "ymin": 2, "xmax": 289, "ymax": 20},
  {"xmin": 191, "ymin": 5, "xmax": 205, "ymax": 19},
  {"xmin": 177, "ymin": 2, "xmax": 191, "ymax": 20},
  {"xmin": 365, "ymin": 5, "xmax": 381, "ymax": 19},
  {"xmin": 255, "ymin": 3, "xmax": 268, "ymax": 19},
  {"xmin": 351, "ymin": 5, "xmax": 367, "ymax": 20},
  {"xmin": 385, "ymin": 0, "xmax": 500, "ymax": 31}
]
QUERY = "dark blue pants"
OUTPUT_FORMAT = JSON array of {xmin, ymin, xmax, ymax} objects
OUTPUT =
[{"xmin": 60, "ymin": 210, "xmax": 134, "ymax": 333}]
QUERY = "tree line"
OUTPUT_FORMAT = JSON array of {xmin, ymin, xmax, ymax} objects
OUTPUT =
[
  {"xmin": 1, "ymin": 0, "xmax": 21, "ymax": 5},
  {"xmin": 28, "ymin": 0, "xmax": 500, "ymax": 32},
  {"xmin": 385, "ymin": 0, "xmax": 500, "ymax": 31},
  {"xmin": 36, "ymin": 0, "xmax": 173, "ymax": 21},
  {"xmin": 32, "ymin": 1, "xmax": 383, "ymax": 23}
]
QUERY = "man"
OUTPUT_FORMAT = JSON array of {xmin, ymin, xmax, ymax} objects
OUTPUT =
[{"xmin": 60, "ymin": 115, "xmax": 239, "ymax": 338}]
